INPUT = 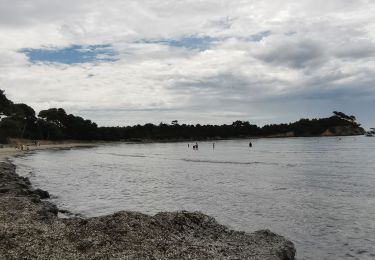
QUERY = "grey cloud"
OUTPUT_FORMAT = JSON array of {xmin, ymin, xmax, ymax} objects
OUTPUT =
[
  {"xmin": 169, "ymin": 71, "xmax": 293, "ymax": 110},
  {"xmin": 208, "ymin": 16, "xmax": 238, "ymax": 30},
  {"xmin": 247, "ymin": 31, "xmax": 271, "ymax": 42},
  {"xmin": 1, "ymin": 0, "xmax": 375, "ymax": 128},
  {"xmin": 289, "ymin": 83, "xmax": 375, "ymax": 101},
  {"xmin": 334, "ymin": 42, "xmax": 375, "ymax": 59},
  {"xmin": 256, "ymin": 40, "xmax": 325, "ymax": 69},
  {"xmin": 173, "ymin": 73, "xmax": 250, "ymax": 92},
  {"xmin": 0, "ymin": 0, "xmax": 87, "ymax": 27}
]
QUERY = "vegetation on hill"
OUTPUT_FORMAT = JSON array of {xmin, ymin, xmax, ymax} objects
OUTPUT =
[{"xmin": 0, "ymin": 89, "xmax": 363, "ymax": 143}]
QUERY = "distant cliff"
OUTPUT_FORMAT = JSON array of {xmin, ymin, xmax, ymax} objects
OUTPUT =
[
  {"xmin": 321, "ymin": 125, "xmax": 365, "ymax": 136},
  {"xmin": 266, "ymin": 125, "xmax": 365, "ymax": 138}
]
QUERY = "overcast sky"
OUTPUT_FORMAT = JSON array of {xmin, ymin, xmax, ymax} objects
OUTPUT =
[{"xmin": 0, "ymin": 0, "xmax": 374, "ymax": 128}]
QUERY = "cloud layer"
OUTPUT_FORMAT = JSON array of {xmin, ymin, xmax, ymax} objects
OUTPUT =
[{"xmin": 1, "ymin": 0, "xmax": 374, "ymax": 127}]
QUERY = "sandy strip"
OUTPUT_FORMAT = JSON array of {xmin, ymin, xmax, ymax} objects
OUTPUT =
[{"xmin": 0, "ymin": 143, "xmax": 97, "ymax": 161}]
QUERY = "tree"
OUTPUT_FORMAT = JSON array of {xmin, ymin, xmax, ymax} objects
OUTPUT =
[
  {"xmin": 0, "ymin": 89, "xmax": 14, "ymax": 117},
  {"xmin": 333, "ymin": 111, "xmax": 358, "ymax": 125},
  {"xmin": 232, "ymin": 120, "xmax": 250, "ymax": 128},
  {"xmin": 0, "ymin": 119, "xmax": 22, "ymax": 142},
  {"xmin": 38, "ymin": 108, "xmax": 67, "ymax": 127}
]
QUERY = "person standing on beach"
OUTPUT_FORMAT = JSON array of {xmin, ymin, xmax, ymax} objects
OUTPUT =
[{"xmin": 249, "ymin": 141, "xmax": 252, "ymax": 148}]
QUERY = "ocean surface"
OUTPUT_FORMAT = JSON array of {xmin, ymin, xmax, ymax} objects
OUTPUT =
[{"xmin": 14, "ymin": 136, "xmax": 375, "ymax": 260}]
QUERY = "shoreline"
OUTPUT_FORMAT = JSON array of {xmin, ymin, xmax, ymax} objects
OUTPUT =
[
  {"xmin": 122, "ymin": 134, "xmax": 363, "ymax": 144},
  {"xmin": 0, "ymin": 142, "xmax": 98, "ymax": 162},
  {"xmin": 0, "ymin": 134, "xmax": 361, "ymax": 163},
  {"xmin": 0, "ymin": 148, "xmax": 296, "ymax": 259},
  {"xmin": 0, "ymin": 134, "xmax": 357, "ymax": 161}
]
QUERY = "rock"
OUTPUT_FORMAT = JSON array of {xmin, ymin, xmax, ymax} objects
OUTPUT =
[
  {"xmin": 76, "ymin": 239, "xmax": 94, "ymax": 252},
  {"xmin": 321, "ymin": 125, "xmax": 365, "ymax": 136},
  {"xmin": 42, "ymin": 201, "xmax": 58, "ymax": 215},
  {"xmin": 33, "ymin": 188, "xmax": 50, "ymax": 199},
  {"xmin": 0, "ymin": 188, "xmax": 9, "ymax": 193},
  {"xmin": 0, "ymin": 161, "xmax": 296, "ymax": 260},
  {"xmin": 20, "ymin": 176, "xmax": 31, "ymax": 185}
]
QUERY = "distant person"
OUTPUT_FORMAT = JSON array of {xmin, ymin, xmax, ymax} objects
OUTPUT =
[
  {"xmin": 249, "ymin": 141, "xmax": 252, "ymax": 148},
  {"xmin": 213, "ymin": 143, "xmax": 215, "ymax": 149}
]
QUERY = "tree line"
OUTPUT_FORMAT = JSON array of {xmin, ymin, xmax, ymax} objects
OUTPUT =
[{"xmin": 0, "ymin": 89, "xmax": 361, "ymax": 143}]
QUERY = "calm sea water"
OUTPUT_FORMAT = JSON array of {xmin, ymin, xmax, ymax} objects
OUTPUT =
[{"xmin": 14, "ymin": 137, "xmax": 375, "ymax": 260}]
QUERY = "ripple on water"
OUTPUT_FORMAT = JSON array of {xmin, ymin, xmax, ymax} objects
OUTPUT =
[{"xmin": 13, "ymin": 137, "xmax": 375, "ymax": 260}]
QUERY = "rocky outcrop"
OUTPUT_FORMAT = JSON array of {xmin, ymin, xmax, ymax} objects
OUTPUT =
[
  {"xmin": 0, "ymin": 161, "xmax": 296, "ymax": 260},
  {"xmin": 266, "ymin": 132, "xmax": 295, "ymax": 138},
  {"xmin": 265, "ymin": 125, "xmax": 365, "ymax": 138},
  {"xmin": 321, "ymin": 125, "xmax": 365, "ymax": 136}
]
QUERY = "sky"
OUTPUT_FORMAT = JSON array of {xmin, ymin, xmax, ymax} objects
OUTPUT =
[{"xmin": 0, "ymin": 0, "xmax": 374, "ymax": 128}]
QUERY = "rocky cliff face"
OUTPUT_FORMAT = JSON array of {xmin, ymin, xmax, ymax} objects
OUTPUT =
[
  {"xmin": 266, "ymin": 125, "xmax": 365, "ymax": 138},
  {"xmin": 321, "ymin": 125, "xmax": 365, "ymax": 136},
  {"xmin": 0, "ymin": 161, "xmax": 296, "ymax": 260}
]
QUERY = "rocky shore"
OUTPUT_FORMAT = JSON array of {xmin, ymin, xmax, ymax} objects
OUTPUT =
[{"xmin": 0, "ymin": 161, "xmax": 296, "ymax": 260}]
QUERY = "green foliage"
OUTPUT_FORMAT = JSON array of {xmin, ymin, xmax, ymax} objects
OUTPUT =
[
  {"xmin": 0, "ymin": 119, "xmax": 22, "ymax": 142},
  {"xmin": 0, "ymin": 89, "xmax": 363, "ymax": 143},
  {"xmin": 0, "ymin": 90, "xmax": 14, "ymax": 118},
  {"xmin": 37, "ymin": 108, "xmax": 98, "ymax": 140},
  {"xmin": 0, "ymin": 91, "xmax": 38, "ymax": 141},
  {"xmin": 38, "ymin": 108, "xmax": 67, "ymax": 128}
]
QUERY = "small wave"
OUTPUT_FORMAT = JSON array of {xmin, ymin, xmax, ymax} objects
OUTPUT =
[
  {"xmin": 181, "ymin": 158, "xmax": 279, "ymax": 166},
  {"xmin": 327, "ymin": 160, "xmax": 353, "ymax": 164},
  {"xmin": 273, "ymin": 187, "xmax": 288, "ymax": 191},
  {"xmin": 97, "ymin": 152, "xmax": 147, "ymax": 158}
]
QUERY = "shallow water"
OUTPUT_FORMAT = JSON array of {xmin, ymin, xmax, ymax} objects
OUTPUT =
[{"xmin": 14, "ymin": 136, "xmax": 375, "ymax": 260}]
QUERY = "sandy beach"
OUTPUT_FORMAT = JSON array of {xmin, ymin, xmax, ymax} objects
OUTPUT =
[{"xmin": 0, "ymin": 143, "xmax": 97, "ymax": 161}]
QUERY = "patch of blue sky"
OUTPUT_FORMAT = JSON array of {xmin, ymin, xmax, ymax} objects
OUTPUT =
[
  {"xmin": 20, "ymin": 44, "xmax": 117, "ymax": 64},
  {"xmin": 142, "ymin": 36, "xmax": 216, "ymax": 51}
]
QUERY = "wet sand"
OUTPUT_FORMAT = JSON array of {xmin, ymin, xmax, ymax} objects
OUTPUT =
[{"xmin": 0, "ymin": 143, "xmax": 97, "ymax": 161}]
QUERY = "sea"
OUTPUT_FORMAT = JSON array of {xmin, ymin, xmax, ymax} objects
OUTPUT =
[{"xmin": 13, "ymin": 136, "xmax": 375, "ymax": 260}]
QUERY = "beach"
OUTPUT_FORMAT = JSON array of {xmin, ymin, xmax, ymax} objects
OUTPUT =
[
  {"xmin": 0, "ymin": 143, "xmax": 97, "ymax": 161},
  {"xmin": 0, "ymin": 143, "xmax": 296, "ymax": 260}
]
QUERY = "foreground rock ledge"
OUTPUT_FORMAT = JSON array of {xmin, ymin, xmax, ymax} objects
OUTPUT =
[{"xmin": 0, "ymin": 161, "xmax": 296, "ymax": 260}]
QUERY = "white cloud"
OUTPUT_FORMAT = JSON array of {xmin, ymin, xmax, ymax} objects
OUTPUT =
[{"xmin": 0, "ymin": 0, "xmax": 375, "ymax": 127}]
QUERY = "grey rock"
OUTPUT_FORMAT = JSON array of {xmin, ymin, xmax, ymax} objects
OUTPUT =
[
  {"xmin": 0, "ymin": 161, "xmax": 296, "ymax": 260},
  {"xmin": 33, "ymin": 188, "xmax": 50, "ymax": 199}
]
